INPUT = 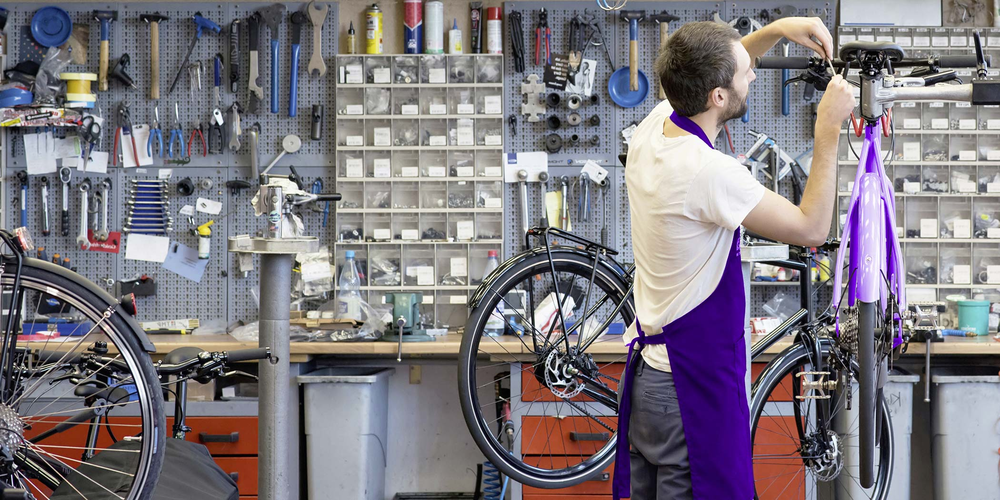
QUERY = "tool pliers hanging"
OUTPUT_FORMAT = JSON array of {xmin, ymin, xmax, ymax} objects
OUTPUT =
[
  {"xmin": 147, "ymin": 105, "xmax": 164, "ymax": 158},
  {"xmin": 112, "ymin": 100, "xmax": 139, "ymax": 167},
  {"xmin": 535, "ymin": 8, "xmax": 550, "ymax": 66},
  {"xmin": 168, "ymin": 103, "xmax": 187, "ymax": 158},
  {"xmin": 189, "ymin": 122, "xmax": 207, "ymax": 157}
]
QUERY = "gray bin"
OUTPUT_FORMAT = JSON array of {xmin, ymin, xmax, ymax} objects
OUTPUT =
[
  {"xmin": 931, "ymin": 366, "xmax": 1000, "ymax": 500},
  {"xmin": 298, "ymin": 367, "xmax": 395, "ymax": 500}
]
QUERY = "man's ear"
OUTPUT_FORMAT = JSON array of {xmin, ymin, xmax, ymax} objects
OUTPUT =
[{"xmin": 709, "ymin": 87, "xmax": 726, "ymax": 109}]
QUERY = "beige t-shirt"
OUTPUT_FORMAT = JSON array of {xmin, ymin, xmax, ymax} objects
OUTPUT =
[{"xmin": 623, "ymin": 100, "xmax": 765, "ymax": 372}]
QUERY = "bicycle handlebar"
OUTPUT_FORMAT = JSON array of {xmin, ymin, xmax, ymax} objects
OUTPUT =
[
  {"xmin": 225, "ymin": 348, "xmax": 270, "ymax": 363},
  {"xmin": 755, "ymin": 54, "xmax": 990, "ymax": 70}
]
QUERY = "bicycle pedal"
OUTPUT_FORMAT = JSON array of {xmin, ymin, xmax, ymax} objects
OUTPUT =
[{"xmin": 795, "ymin": 371, "xmax": 837, "ymax": 400}]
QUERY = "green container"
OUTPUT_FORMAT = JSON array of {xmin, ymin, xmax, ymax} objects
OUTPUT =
[{"xmin": 957, "ymin": 300, "xmax": 991, "ymax": 336}]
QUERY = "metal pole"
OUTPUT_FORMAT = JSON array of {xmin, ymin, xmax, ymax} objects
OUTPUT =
[{"xmin": 258, "ymin": 253, "xmax": 293, "ymax": 500}]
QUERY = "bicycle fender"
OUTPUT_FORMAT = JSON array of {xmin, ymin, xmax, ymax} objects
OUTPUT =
[{"xmin": 854, "ymin": 173, "xmax": 884, "ymax": 304}]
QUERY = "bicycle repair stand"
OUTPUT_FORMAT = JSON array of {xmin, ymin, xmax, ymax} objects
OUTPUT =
[
  {"xmin": 229, "ymin": 177, "xmax": 319, "ymax": 500},
  {"xmin": 909, "ymin": 302, "xmax": 946, "ymax": 403}
]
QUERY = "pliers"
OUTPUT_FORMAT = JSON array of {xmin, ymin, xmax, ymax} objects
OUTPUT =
[
  {"xmin": 189, "ymin": 121, "xmax": 207, "ymax": 157},
  {"xmin": 147, "ymin": 105, "xmax": 164, "ymax": 158},
  {"xmin": 535, "ymin": 8, "xmax": 551, "ymax": 66},
  {"xmin": 112, "ymin": 100, "xmax": 139, "ymax": 167},
  {"xmin": 168, "ymin": 103, "xmax": 187, "ymax": 159}
]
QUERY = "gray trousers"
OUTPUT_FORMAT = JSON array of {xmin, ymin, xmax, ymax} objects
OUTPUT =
[{"xmin": 627, "ymin": 356, "xmax": 694, "ymax": 500}]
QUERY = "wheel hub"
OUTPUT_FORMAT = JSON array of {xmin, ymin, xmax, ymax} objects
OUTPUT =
[
  {"xmin": 543, "ymin": 350, "xmax": 585, "ymax": 398},
  {"xmin": 803, "ymin": 430, "xmax": 844, "ymax": 481},
  {"xmin": 0, "ymin": 404, "xmax": 24, "ymax": 460}
]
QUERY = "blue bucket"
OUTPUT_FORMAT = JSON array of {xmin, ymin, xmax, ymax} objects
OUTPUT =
[{"xmin": 957, "ymin": 300, "xmax": 990, "ymax": 335}]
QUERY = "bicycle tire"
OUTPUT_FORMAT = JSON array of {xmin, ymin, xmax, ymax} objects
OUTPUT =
[
  {"xmin": 7, "ymin": 258, "xmax": 165, "ymax": 499},
  {"xmin": 459, "ymin": 248, "xmax": 633, "ymax": 489},
  {"xmin": 751, "ymin": 339, "xmax": 893, "ymax": 500},
  {"xmin": 858, "ymin": 300, "xmax": 877, "ymax": 488}
]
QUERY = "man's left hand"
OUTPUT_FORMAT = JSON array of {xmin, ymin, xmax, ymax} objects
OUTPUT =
[{"xmin": 772, "ymin": 17, "xmax": 834, "ymax": 60}]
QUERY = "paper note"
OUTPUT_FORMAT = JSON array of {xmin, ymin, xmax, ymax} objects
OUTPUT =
[
  {"xmin": 401, "ymin": 104, "xmax": 418, "ymax": 115},
  {"xmin": 158, "ymin": 169, "xmax": 173, "ymax": 179},
  {"xmin": 457, "ymin": 103, "xmax": 475, "ymax": 114},
  {"xmin": 163, "ymin": 242, "xmax": 209, "ymax": 283},
  {"xmin": 430, "ymin": 104, "xmax": 447, "ymax": 115},
  {"xmin": 401, "ymin": 229, "xmax": 419, "ymax": 240},
  {"xmin": 546, "ymin": 191, "xmax": 570, "ymax": 231},
  {"xmin": 989, "ymin": 119, "xmax": 1000, "ymax": 130},
  {"xmin": 429, "ymin": 135, "xmax": 447, "ymax": 146},
  {"xmin": 959, "ymin": 150, "xmax": 976, "ymax": 161},
  {"xmin": 954, "ymin": 219, "xmax": 972, "ymax": 238},
  {"xmin": 581, "ymin": 160, "xmax": 609, "ymax": 183},
  {"xmin": 401, "ymin": 167, "xmax": 419, "ymax": 177},
  {"xmin": 988, "ymin": 182, "xmax": 1000, "ymax": 193},
  {"xmin": 373, "ymin": 67, "xmax": 390, "ymax": 83},
  {"xmin": 345, "ymin": 104, "xmax": 363, "ymax": 115},
  {"xmin": 456, "ymin": 220, "xmax": 475, "ymax": 240},
  {"xmin": 373, "ymin": 228, "xmax": 391, "ymax": 240},
  {"xmin": 196, "ymin": 198, "xmax": 222, "ymax": 215},
  {"xmin": 485, "ymin": 135, "xmax": 502, "ymax": 146},
  {"xmin": 902, "ymin": 142, "xmax": 920, "ymax": 161},
  {"xmin": 957, "ymin": 179, "xmax": 977, "ymax": 192},
  {"xmin": 931, "ymin": 118, "xmax": 948, "ymax": 129},
  {"xmin": 24, "ymin": 134, "xmax": 57, "ymax": 174},
  {"xmin": 124, "ymin": 234, "xmax": 170, "ymax": 263},
  {"xmin": 373, "ymin": 158, "xmax": 391, "ymax": 177},
  {"xmin": 346, "ymin": 158, "xmax": 364, "ymax": 177},
  {"xmin": 427, "ymin": 166, "xmax": 446, "ymax": 177},
  {"xmin": 64, "ymin": 151, "xmax": 109, "ymax": 174},
  {"xmin": 179, "ymin": 205, "xmax": 195, "ymax": 216},
  {"xmin": 456, "ymin": 166, "xmax": 474, "ymax": 177},
  {"xmin": 429, "ymin": 68, "xmax": 446, "ymax": 84},
  {"xmin": 988, "ymin": 265, "xmax": 1000, "ymax": 284},
  {"xmin": 416, "ymin": 266, "xmax": 434, "ymax": 285},
  {"xmin": 346, "ymin": 135, "xmax": 363, "ymax": 146},
  {"xmin": 504, "ymin": 152, "xmax": 549, "ymax": 183},
  {"xmin": 903, "ymin": 181, "xmax": 920, "ymax": 194},
  {"xmin": 54, "ymin": 136, "xmax": 81, "ymax": 158},
  {"xmin": 484, "ymin": 95, "xmax": 502, "ymax": 114},
  {"xmin": 456, "ymin": 122, "xmax": 475, "ymax": 145},
  {"xmin": 990, "ymin": 227, "xmax": 1000, "ymax": 239},
  {"xmin": 485, "ymin": 166, "xmax": 502, "ymax": 177},
  {"xmin": 373, "ymin": 127, "xmax": 391, "ymax": 146},
  {"xmin": 451, "ymin": 257, "xmax": 468, "ymax": 277},
  {"xmin": 920, "ymin": 218, "xmax": 938, "ymax": 238},
  {"xmin": 960, "ymin": 119, "xmax": 977, "ymax": 130},
  {"xmin": 954, "ymin": 265, "xmax": 971, "ymax": 284}
]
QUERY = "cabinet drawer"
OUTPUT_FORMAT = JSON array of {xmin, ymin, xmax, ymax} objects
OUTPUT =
[
  {"xmin": 185, "ymin": 417, "xmax": 258, "ymax": 456},
  {"xmin": 753, "ymin": 416, "xmax": 804, "ymax": 500},
  {"xmin": 522, "ymin": 456, "xmax": 611, "ymax": 495},
  {"xmin": 214, "ymin": 456, "xmax": 258, "ymax": 495},
  {"xmin": 751, "ymin": 362, "xmax": 794, "ymax": 402},
  {"xmin": 522, "ymin": 363, "xmax": 625, "ymax": 402},
  {"xmin": 520, "ymin": 416, "xmax": 616, "ymax": 455}
]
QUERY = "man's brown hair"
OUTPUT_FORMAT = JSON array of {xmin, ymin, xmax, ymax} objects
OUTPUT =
[{"xmin": 654, "ymin": 21, "xmax": 742, "ymax": 117}]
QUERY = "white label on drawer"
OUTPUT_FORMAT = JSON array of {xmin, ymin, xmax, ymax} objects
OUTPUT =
[
  {"xmin": 427, "ymin": 166, "xmax": 446, "ymax": 177},
  {"xmin": 903, "ymin": 142, "xmax": 920, "ymax": 161},
  {"xmin": 430, "ymin": 104, "xmax": 447, "ymax": 115},
  {"xmin": 989, "ymin": 182, "xmax": 1000, "ymax": 193},
  {"xmin": 421, "ymin": 295, "xmax": 434, "ymax": 305},
  {"xmin": 954, "ymin": 218, "xmax": 972, "ymax": 238},
  {"xmin": 989, "ymin": 150, "xmax": 1000, "ymax": 161},
  {"xmin": 992, "ymin": 36, "xmax": 1000, "ymax": 47},
  {"xmin": 401, "ymin": 229, "xmax": 419, "ymax": 241},
  {"xmin": 931, "ymin": 118, "xmax": 949, "ymax": 129},
  {"xmin": 485, "ymin": 135, "xmax": 502, "ymax": 146},
  {"xmin": 429, "ymin": 68, "xmax": 446, "ymax": 83},
  {"xmin": 457, "ymin": 103, "xmax": 475, "ymax": 114},
  {"xmin": 903, "ymin": 118, "xmax": 921, "ymax": 129},
  {"xmin": 373, "ymin": 158, "xmax": 391, "ymax": 177},
  {"xmin": 373, "ymin": 67, "xmax": 390, "ymax": 83},
  {"xmin": 960, "ymin": 119, "xmax": 977, "ymax": 130},
  {"xmin": 932, "ymin": 36, "xmax": 949, "ymax": 47},
  {"xmin": 484, "ymin": 95, "xmax": 502, "ymax": 114},
  {"xmin": 457, "ymin": 220, "xmax": 475, "ymax": 240},
  {"xmin": 960, "ymin": 150, "xmax": 977, "ymax": 161},
  {"xmin": 896, "ymin": 36, "xmax": 911, "ymax": 47},
  {"xmin": 899, "ymin": 101, "xmax": 916, "ymax": 108},
  {"xmin": 485, "ymin": 197, "xmax": 502, "ymax": 208},
  {"xmin": 920, "ymin": 218, "xmax": 939, "ymax": 238},
  {"xmin": 485, "ymin": 166, "xmax": 502, "ymax": 177},
  {"xmin": 345, "ymin": 64, "xmax": 363, "ymax": 83},
  {"xmin": 929, "ymin": 101, "xmax": 945, "ymax": 108},
  {"xmin": 401, "ymin": 104, "xmax": 418, "ymax": 115},
  {"xmin": 456, "ymin": 166, "xmax": 474, "ymax": 177},
  {"xmin": 457, "ymin": 127, "xmax": 475, "ymax": 146},
  {"xmin": 416, "ymin": 266, "xmax": 435, "ymax": 285},
  {"xmin": 958, "ymin": 179, "xmax": 977, "ymax": 192},
  {"xmin": 450, "ymin": 257, "xmax": 468, "ymax": 277},
  {"xmin": 373, "ymin": 127, "xmax": 391, "ymax": 146},
  {"xmin": 952, "ymin": 36, "xmax": 968, "ymax": 46},
  {"xmin": 346, "ymin": 135, "xmax": 364, "ymax": 146},
  {"xmin": 988, "ymin": 265, "xmax": 1000, "ymax": 284},
  {"xmin": 990, "ymin": 227, "xmax": 1000, "ymax": 238},
  {"xmin": 957, "ymin": 101, "xmax": 972, "ymax": 107},
  {"xmin": 450, "ymin": 294, "xmax": 467, "ymax": 304},
  {"xmin": 990, "ymin": 119, "xmax": 1000, "ymax": 130},
  {"xmin": 401, "ymin": 167, "xmax": 419, "ymax": 177},
  {"xmin": 858, "ymin": 34, "xmax": 875, "ymax": 42},
  {"xmin": 877, "ymin": 36, "xmax": 893, "ymax": 42},
  {"xmin": 847, "ymin": 181, "xmax": 855, "ymax": 192},
  {"xmin": 903, "ymin": 181, "xmax": 920, "ymax": 193},
  {"xmin": 346, "ymin": 158, "xmax": 364, "ymax": 178},
  {"xmin": 373, "ymin": 228, "xmax": 391, "ymax": 240},
  {"xmin": 841, "ymin": 34, "xmax": 857, "ymax": 44},
  {"xmin": 429, "ymin": 135, "xmax": 447, "ymax": 146},
  {"xmin": 346, "ymin": 104, "xmax": 364, "ymax": 115},
  {"xmin": 954, "ymin": 265, "xmax": 972, "ymax": 284},
  {"xmin": 914, "ymin": 36, "xmax": 930, "ymax": 47}
]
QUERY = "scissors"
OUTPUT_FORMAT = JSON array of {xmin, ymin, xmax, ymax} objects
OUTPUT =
[{"xmin": 78, "ymin": 116, "xmax": 101, "ymax": 172}]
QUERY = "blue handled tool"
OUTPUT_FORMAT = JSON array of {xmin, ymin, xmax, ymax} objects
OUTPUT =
[
  {"xmin": 257, "ymin": 4, "xmax": 287, "ymax": 115},
  {"xmin": 93, "ymin": 10, "xmax": 118, "ymax": 92},
  {"xmin": 168, "ymin": 103, "xmax": 186, "ymax": 158},
  {"xmin": 167, "ymin": 13, "xmax": 221, "ymax": 96},
  {"xmin": 620, "ymin": 10, "xmax": 645, "ymax": 92},
  {"xmin": 147, "ymin": 106, "xmax": 164, "ymax": 158},
  {"xmin": 311, "ymin": 179, "xmax": 329, "ymax": 227},
  {"xmin": 289, "ymin": 10, "xmax": 308, "ymax": 118},
  {"xmin": 16, "ymin": 171, "xmax": 27, "ymax": 228},
  {"xmin": 781, "ymin": 42, "xmax": 790, "ymax": 116}
]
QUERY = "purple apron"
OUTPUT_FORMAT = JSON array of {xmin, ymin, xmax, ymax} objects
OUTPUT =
[{"xmin": 612, "ymin": 112, "xmax": 753, "ymax": 500}]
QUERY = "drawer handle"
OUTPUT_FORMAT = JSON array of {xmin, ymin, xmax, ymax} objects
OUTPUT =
[
  {"xmin": 199, "ymin": 432, "xmax": 239, "ymax": 443},
  {"xmin": 228, "ymin": 472, "xmax": 239, "ymax": 482},
  {"xmin": 569, "ymin": 432, "xmax": 609, "ymax": 442}
]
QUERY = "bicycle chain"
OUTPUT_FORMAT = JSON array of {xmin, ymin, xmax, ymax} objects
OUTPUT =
[{"xmin": 562, "ymin": 397, "xmax": 615, "ymax": 434}]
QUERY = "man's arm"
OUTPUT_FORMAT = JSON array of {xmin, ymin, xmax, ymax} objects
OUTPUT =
[
  {"xmin": 743, "ymin": 75, "xmax": 855, "ymax": 247},
  {"xmin": 741, "ymin": 17, "xmax": 834, "ymax": 62}
]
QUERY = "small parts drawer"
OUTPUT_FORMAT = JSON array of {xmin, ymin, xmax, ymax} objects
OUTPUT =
[
  {"xmin": 520, "ymin": 416, "xmax": 616, "ymax": 455},
  {"xmin": 214, "ymin": 456, "xmax": 259, "ymax": 495},
  {"xmin": 522, "ymin": 456, "xmax": 612, "ymax": 495},
  {"xmin": 183, "ymin": 417, "xmax": 258, "ymax": 456},
  {"xmin": 521, "ymin": 363, "xmax": 625, "ymax": 402}
]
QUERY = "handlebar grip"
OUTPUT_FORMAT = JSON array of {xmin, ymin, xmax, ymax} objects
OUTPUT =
[
  {"xmin": 225, "ymin": 348, "xmax": 270, "ymax": 363},
  {"xmin": 755, "ymin": 56, "xmax": 811, "ymax": 70},
  {"xmin": 37, "ymin": 350, "xmax": 82, "ymax": 365},
  {"xmin": 936, "ymin": 55, "xmax": 982, "ymax": 68},
  {"xmin": 314, "ymin": 193, "xmax": 342, "ymax": 202}
]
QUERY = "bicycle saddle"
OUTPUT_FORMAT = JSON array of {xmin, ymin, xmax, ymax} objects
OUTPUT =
[
  {"xmin": 839, "ymin": 41, "xmax": 906, "ymax": 63},
  {"xmin": 163, "ymin": 346, "xmax": 205, "ymax": 365}
]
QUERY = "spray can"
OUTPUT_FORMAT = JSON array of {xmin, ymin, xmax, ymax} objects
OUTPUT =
[
  {"xmin": 470, "ymin": 2, "xmax": 483, "ymax": 53},
  {"xmin": 365, "ymin": 4, "xmax": 383, "ymax": 55},
  {"xmin": 197, "ymin": 221, "xmax": 214, "ymax": 259},
  {"xmin": 346, "ymin": 21, "xmax": 357, "ymax": 54},
  {"xmin": 404, "ymin": 0, "xmax": 423, "ymax": 54},
  {"xmin": 424, "ymin": 1, "xmax": 444, "ymax": 54},
  {"xmin": 486, "ymin": 7, "xmax": 502, "ymax": 54},
  {"xmin": 448, "ymin": 19, "xmax": 463, "ymax": 54}
]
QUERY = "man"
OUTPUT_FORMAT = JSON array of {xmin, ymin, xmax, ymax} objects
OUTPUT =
[{"xmin": 612, "ymin": 18, "xmax": 857, "ymax": 500}]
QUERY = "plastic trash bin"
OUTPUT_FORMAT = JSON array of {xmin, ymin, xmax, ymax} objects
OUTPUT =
[
  {"xmin": 931, "ymin": 366, "xmax": 1000, "ymax": 500},
  {"xmin": 298, "ymin": 367, "xmax": 395, "ymax": 500},
  {"xmin": 834, "ymin": 373, "xmax": 920, "ymax": 499}
]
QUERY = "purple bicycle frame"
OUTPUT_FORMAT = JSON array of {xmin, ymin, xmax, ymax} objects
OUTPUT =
[{"xmin": 832, "ymin": 124, "xmax": 906, "ymax": 342}]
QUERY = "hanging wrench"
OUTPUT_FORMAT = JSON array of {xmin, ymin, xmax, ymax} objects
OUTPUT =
[
  {"xmin": 59, "ymin": 167, "xmax": 71, "ymax": 236},
  {"xmin": 90, "ymin": 189, "xmax": 100, "ymax": 233},
  {"xmin": 16, "ymin": 171, "xmax": 27, "ymax": 228},
  {"xmin": 77, "ymin": 179, "xmax": 92, "ymax": 250},
  {"xmin": 40, "ymin": 176, "xmax": 51, "ymax": 236},
  {"xmin": 229, "ymin": 102, "xmax": 242, "ymax": 151},
  {"xmin": 96, "ymin": 179, "xmax": 111, "ymax": 241}
]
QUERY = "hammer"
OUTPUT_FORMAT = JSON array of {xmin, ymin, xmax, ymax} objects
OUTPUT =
[
  {"xmin": 140, "ymin": 13, "xmax": 169, "ymax": 100},
  {"xmin": 94, "ymin": 10, "xmax": 118, "ymax": 92},
  {"xmin": 650, "ymin": 12, "xmax": 679, "ymax": 99},
  {"xmin": 620, "ymin": 11, "xmax": 645, "ymax": 92}
]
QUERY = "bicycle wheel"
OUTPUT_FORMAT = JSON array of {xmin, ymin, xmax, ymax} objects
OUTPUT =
[
  {"xmin": 459, "ymin": 247, "xmax": 634, "ymax": 489},
  {"xmin": 1, "ymin": 258, "xmax": 165, "ymax": 499},
  {"xmin": 858, "ymin": 300, "xmax": 876, "ymax": 488},
  {"xmin": 751, "ymin": 339, "xmax": 893, "ymax": 500}
]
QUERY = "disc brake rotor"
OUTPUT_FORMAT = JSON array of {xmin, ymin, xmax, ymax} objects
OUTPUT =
[{"xmin": 544, "ymin": 350, "xmax": 585, "ymax": 399}]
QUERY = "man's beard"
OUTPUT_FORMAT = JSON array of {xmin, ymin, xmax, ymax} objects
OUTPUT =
[{"xmin": 718, "ymin": 88, "xmax": 749, "ymax": 126}]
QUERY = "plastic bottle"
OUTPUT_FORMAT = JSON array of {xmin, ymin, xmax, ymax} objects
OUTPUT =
[
  {"xmin": 448, "ymin": 18, "xmax": 463, "ymax": 54},
  {"xmin": 338, "ymin": 250, "xmax": 363, "ymax": 321},
  {"xmin": 483, "ymin": 250, "xmax": 505, "ymax": 336}
]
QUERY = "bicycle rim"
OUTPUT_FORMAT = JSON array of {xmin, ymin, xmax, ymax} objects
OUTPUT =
[
  {"xmin": 459, "ymin": 250, "xmax": 633, "ymax": 489},
  {"xmin": 751, "ymin": 341, "xmax": 892, "ymax": 500},
  {"xmin": 1, "ymin": 259, "xmax": 163, "ymax": 499}
]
